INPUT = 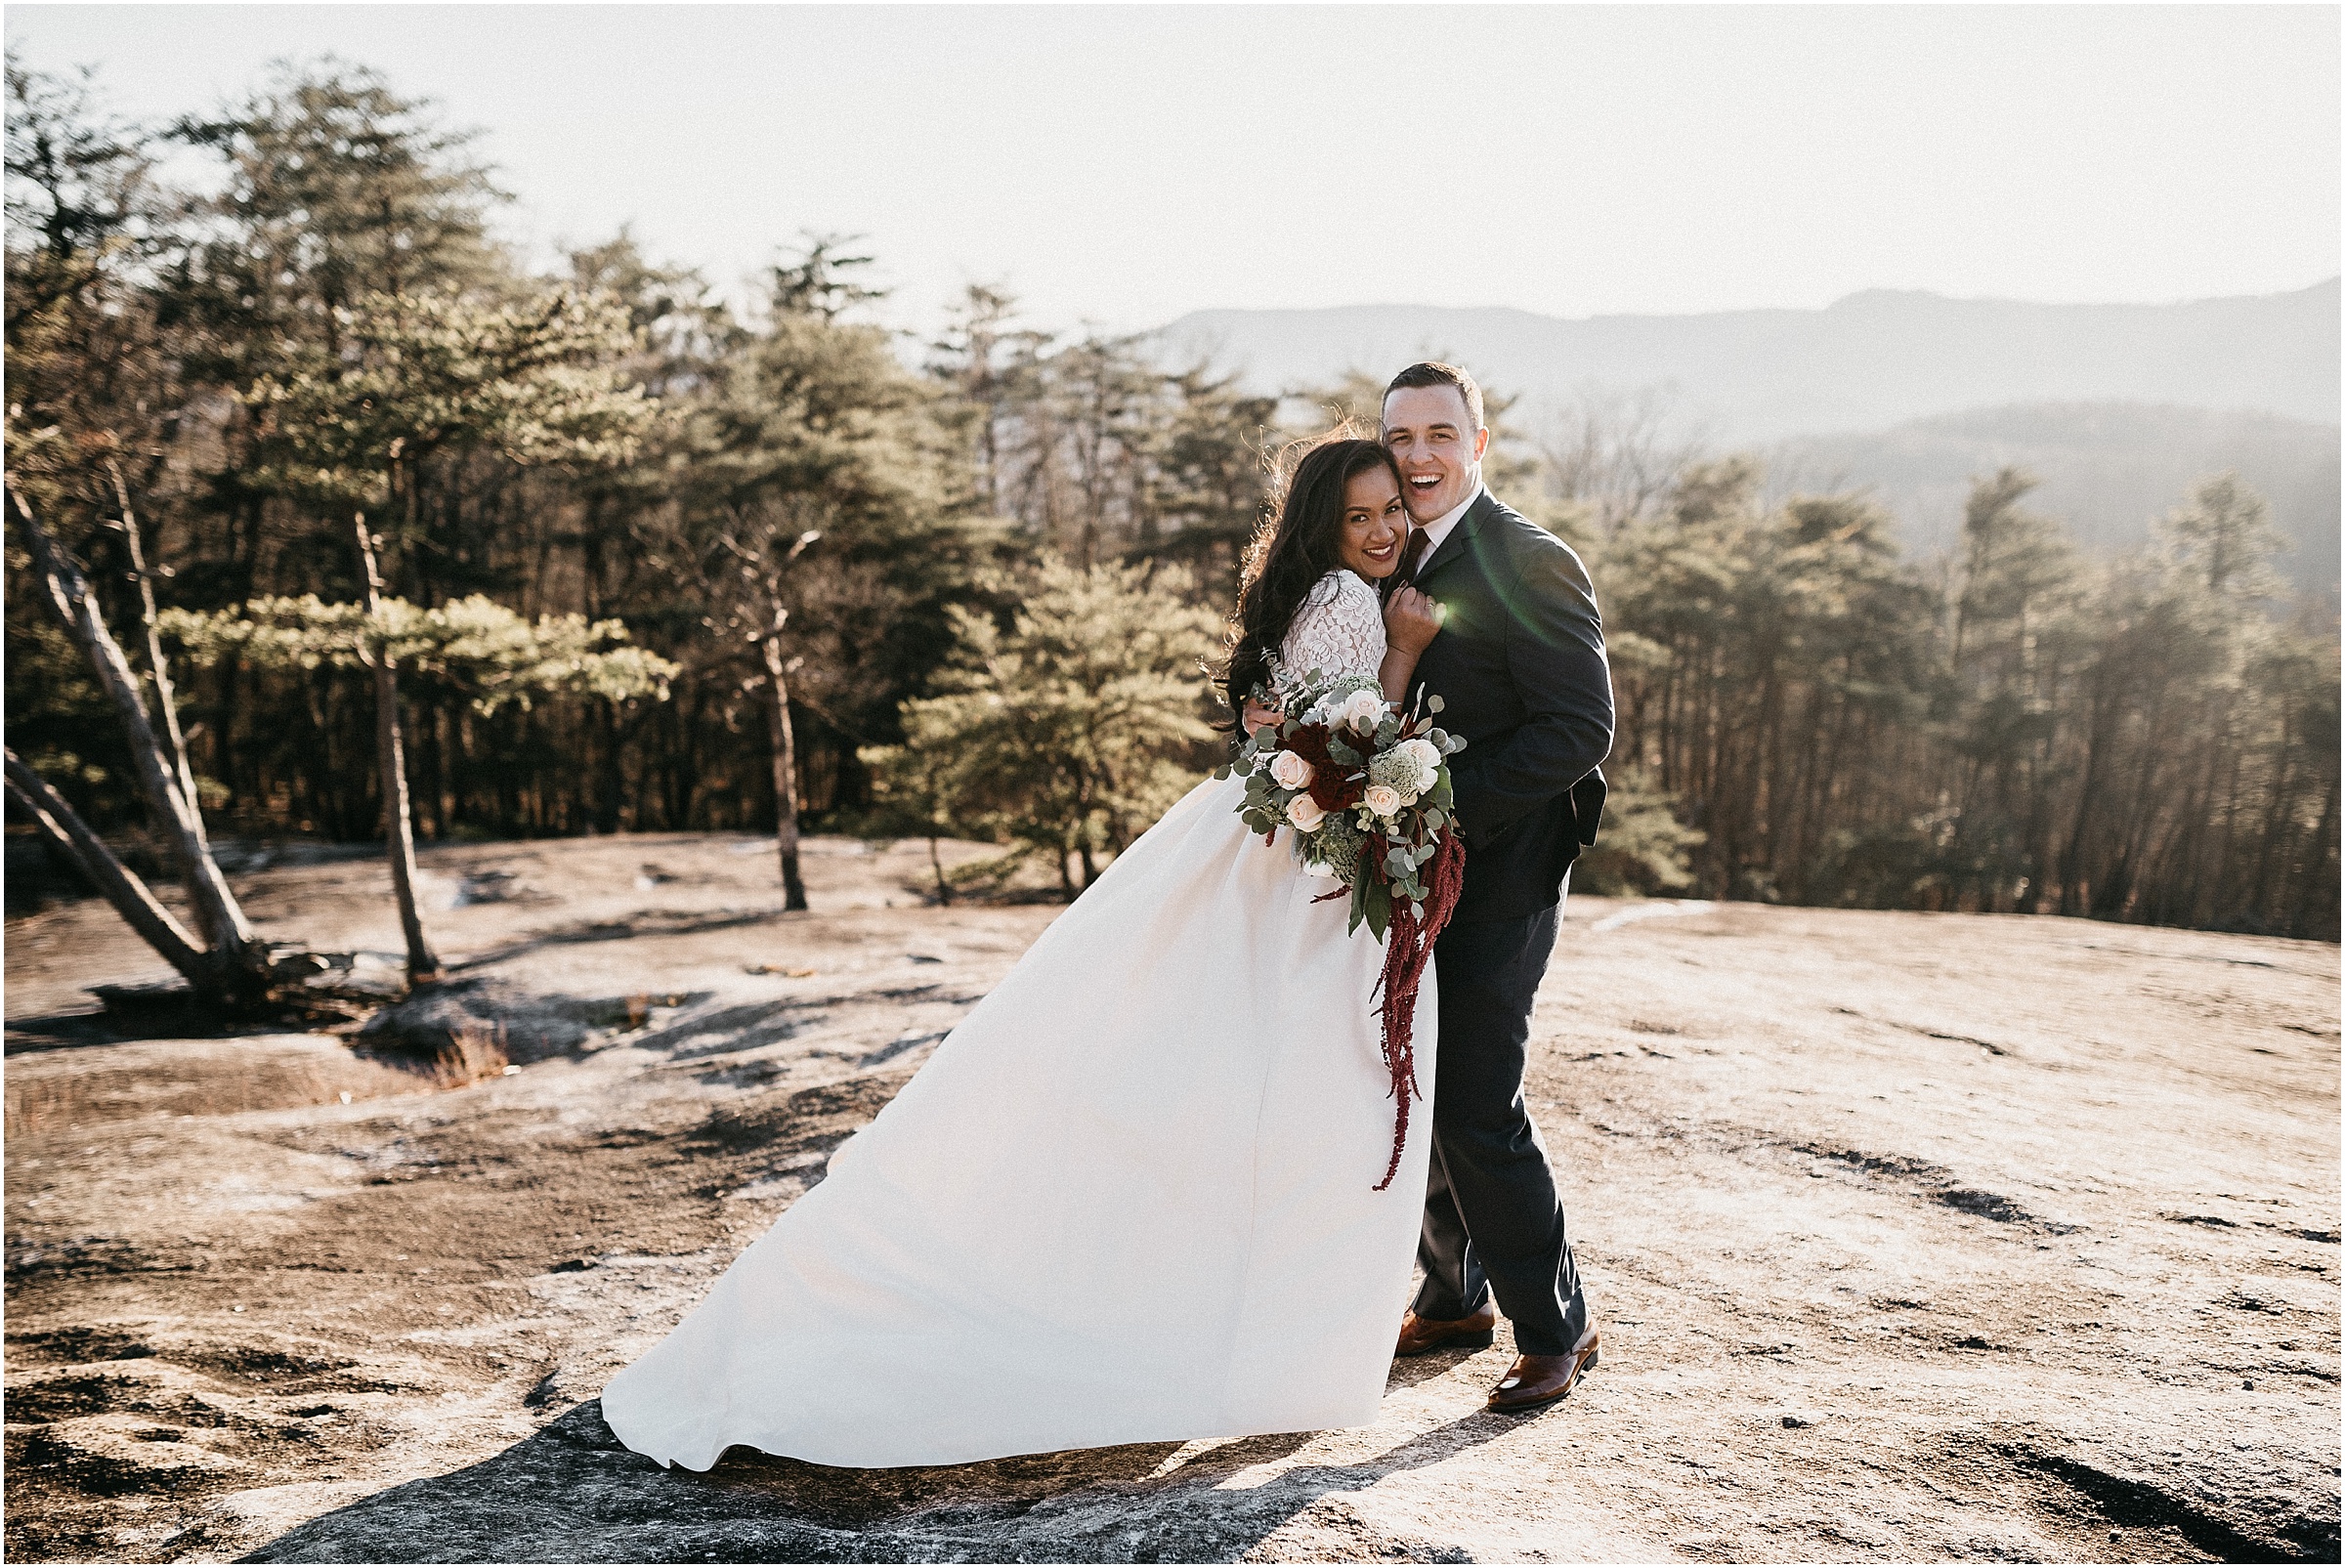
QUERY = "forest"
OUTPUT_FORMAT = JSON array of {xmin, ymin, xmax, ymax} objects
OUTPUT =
[{"xmin": 7, "ymin": 57, "xmax": 2336, "ymax": 991}]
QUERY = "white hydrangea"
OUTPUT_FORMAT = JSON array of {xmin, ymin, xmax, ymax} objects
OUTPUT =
[{"xmin": 1370, "ymin": 743, "xmax": 1436, "ymax": 799}]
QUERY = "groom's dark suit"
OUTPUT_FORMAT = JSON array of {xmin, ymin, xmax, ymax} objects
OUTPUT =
[{"xmin": 1401, "ymin": 488, "xmax": 1611, "ymax": 1358}]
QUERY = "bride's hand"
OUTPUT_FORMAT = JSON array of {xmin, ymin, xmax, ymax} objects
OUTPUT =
[
  {"xmin": 1242, "ymin": 699, "xmax": 1285, "ymax": 737},
  {"xmin": 1385, "ymin": 586, "xmax": 1446, "ymax": 657}
]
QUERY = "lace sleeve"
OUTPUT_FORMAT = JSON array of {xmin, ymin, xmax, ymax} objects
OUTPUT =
[{"xmin": 1278, "ymin": 570, "xmax": 1387, "ymax": 683}]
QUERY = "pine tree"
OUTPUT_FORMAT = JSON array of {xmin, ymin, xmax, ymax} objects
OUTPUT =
[
  {"xmin": 670, "ymin": 236, "xmax": 973, "ymax": 908},
  {"xmin": 862, "ymin": 560, "xmax": 1220, "ymax": 895},
  {"xmin": 237, "ymin": 285, "xmax": 652, "ymax": 979}
]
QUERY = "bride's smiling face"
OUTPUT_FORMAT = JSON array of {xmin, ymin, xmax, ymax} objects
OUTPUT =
[{"xmin": 1336, "ymin": 466, "xmax": 1408, "ymax": 579}]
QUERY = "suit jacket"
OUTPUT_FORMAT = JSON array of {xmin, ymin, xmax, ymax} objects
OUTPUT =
[{"xmin": 1403, "ymin": 490, "xmax": 1613, "ymax": 924}]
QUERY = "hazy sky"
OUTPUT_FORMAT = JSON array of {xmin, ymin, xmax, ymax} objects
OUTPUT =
[{"xmin": 7, "ymin": 4, "xmax": 2337, "ymax": 336}]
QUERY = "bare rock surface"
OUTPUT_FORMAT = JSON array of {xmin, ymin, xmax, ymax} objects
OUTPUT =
[{"xmin": 5, "ymin": 831, "xmax": 2337, "ymax": 1563}]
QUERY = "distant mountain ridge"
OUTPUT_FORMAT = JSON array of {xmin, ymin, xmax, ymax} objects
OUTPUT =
[
  {"xmin": 1159, "ymin": 279, "xmax": 2339, "ymax": 443},
  {"xmin": 1771, "ymin": 402, "xmax": 2339, "ymax": 595},
  {"xmin": 1160, "ymin": 282, "xmax": 2340, "ymax": 595}
]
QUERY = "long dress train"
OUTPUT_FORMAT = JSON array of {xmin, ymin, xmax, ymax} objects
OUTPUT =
[{"xmin": 599, "ymin": 567, "xmax": 1431, "ymax": 1469}]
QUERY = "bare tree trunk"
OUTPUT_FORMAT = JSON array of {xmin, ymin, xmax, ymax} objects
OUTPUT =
[
  {"xmin": 108, "ymin": 460, "xmax": 206, "ymax": 843},
  {"xmin": 927, "ymin": 835, "xmax": 953, "ymax": 905},
  {"xmin": 760, "ymin": 632, "xmax": 810, "ymax": 911},
  {"xmin": 593, "ymin": 699, "xmax": 625, "ymax": 834},
  {"xmin": 2287, "ymin": 769, "xmax": 2339, "ymax": 939},
  {"xmin": 712, "ymin": 520, "xmax": 823, "ymax": 906},
  {"xmin": 355, "ymin": 514, "xmax": 442, "ymax": 984},
  {"xmin": 6, "ymin": 748, "xmax": 216, "ymax": 994},
  {"xmin": 18, "ymin": 772, "xmax": 94, "ymax": 891},
  {"xmin": 10, "ymin": 483, "xmax": 271, "ymax": 998}
]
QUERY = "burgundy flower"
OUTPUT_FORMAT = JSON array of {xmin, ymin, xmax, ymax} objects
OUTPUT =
[
  {"xmin": 1284, "ymin": 724, "xmax": 1333, "ymax": 765},
  {"xmin": 1308, "ymin": 770, "xmax": 1365, "ymax": 812}
]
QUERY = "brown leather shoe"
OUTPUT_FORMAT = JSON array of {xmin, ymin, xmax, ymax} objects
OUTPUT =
[
  {"xmin": 1394, "ymin": 1302, "xmax": 1499, "ymax": 1357},
  {"xmin": 1487, "ymin": 1323, "xmax": 1599, "ymax": 1412}
]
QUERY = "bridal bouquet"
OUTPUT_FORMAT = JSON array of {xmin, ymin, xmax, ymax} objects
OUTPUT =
[
  {"xmin": 1218, "ymin": 665, "xmax": 1466, "ymax": 937},
  {"xmin": 1214, "ymin": 661, "xmax": 1469, "ymax": 1189}
]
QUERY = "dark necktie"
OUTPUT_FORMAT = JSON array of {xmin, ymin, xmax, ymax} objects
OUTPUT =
[{"xmin": 1395, "ymin": 526, "xmax": 1431, "ymax": 584}]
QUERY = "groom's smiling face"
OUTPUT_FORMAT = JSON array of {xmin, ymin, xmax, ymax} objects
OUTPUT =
[{"xmin": 1382, "ymin": 384, "xmax": 1490, "ymax": 524}]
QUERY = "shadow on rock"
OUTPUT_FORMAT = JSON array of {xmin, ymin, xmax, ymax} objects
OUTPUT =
[
  {"xmin": 243, "ymin": 1398, "xmax": 1522, "ymax": 1563},
  {"xmin": 1380, "ymin": 1343, "xmax": 1500, "ymax": 1397},
  {"xmin": 358, "ymin": 981, "xmax": 719, "ymax": 1065},
  {"xmin": 5, "ymin": 953, "xmax": 403, "ymax": 1054},
  {"xmin": 629, "ymin": 1000, "xmax": 811, "ymax": 1061},
  {"xmin": 448, "ymin": 909, "xmax": 794, "ymax": 974}
]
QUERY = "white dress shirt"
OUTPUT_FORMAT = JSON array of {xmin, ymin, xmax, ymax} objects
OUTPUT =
[{"xmin": 1411, "ymin": 478, "xmax": 1488, "ymax": 572}]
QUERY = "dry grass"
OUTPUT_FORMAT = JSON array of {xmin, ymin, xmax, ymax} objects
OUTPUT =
[
  {"xmin": 2, "ymin": 1047, "xmax": 427, "ymax": 1135},
  {"xmin": 427, "ymin": 1021, "xmax": 511, "ymax": 1087},
  {"xmin": 3, "ymin": 1023, "xmax": 516, "ymax": 1139}
]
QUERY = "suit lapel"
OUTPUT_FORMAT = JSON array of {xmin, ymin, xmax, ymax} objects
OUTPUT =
[{"xmin": 1413, "ymin": 489, "xmax": 1498, "ymax": 587}]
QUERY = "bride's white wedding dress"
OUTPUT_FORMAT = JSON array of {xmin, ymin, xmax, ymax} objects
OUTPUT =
[{"xmin": 600, "ymin": 568, "xmax": 1432, "ymax": 1470}]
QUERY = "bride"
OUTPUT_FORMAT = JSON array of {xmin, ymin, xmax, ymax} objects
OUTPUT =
[{"xmin": 601, "ymin": 437, "xmax": 1448, "ymax": 1470}]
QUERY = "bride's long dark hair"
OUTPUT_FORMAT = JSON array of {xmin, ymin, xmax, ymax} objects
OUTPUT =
[{"xmin": 1216, "ymin": 431, "xmax": 1404, "ymax": 724}]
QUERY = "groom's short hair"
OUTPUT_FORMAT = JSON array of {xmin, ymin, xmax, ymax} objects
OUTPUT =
[{"xmin": 1385, "ymin": 361, "xmax": 1484, "ymax": 433}]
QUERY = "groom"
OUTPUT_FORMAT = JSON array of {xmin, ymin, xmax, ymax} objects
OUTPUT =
[{"xmin": 1380, "ymin": 361, "xmax": 1612, "ymax": 1412}]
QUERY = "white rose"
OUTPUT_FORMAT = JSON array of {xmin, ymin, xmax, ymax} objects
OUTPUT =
[
  {"xmin": 1268, "ymin": 749, "xmax": 1314, "ymax": 790},
  {"xmin": 1362, "ymin": 784, "xmax": 1403, "ymax": 818},
  {"xmin": 1340, "ymin": 689, "xmax": 1386, "ymax": 731},
  {"xmin": 1396, "ymin": 737, "xmax": 1442, "ymax": 788},
  {"xmin": 1286, "ymin": 794, "xmax": 1327, "ymax": 832}
]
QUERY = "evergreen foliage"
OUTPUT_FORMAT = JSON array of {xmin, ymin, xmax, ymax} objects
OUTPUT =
[
  {"xmin": 862, "ymin": 560, "xmax": 1220, "ymax": 895},
  {"xmin": 161, "ymin": 595, "xmax": 677, "ymax": 712}
]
